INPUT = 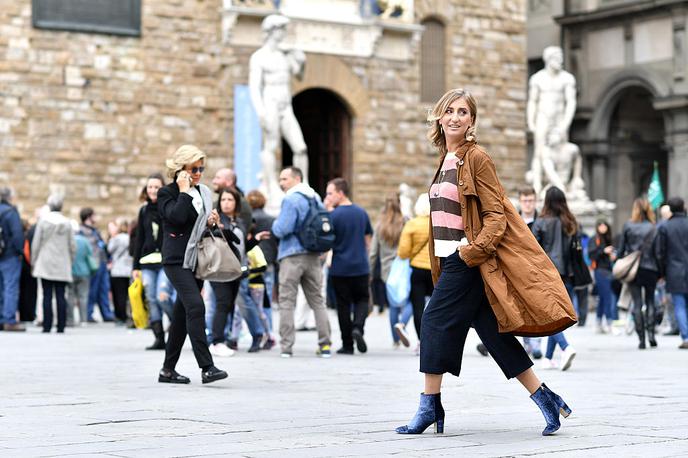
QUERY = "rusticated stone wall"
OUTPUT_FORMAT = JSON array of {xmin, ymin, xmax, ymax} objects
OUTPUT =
[{"xmin": 0, "ymin": 0, "xmax": 526, "ymax": 227}]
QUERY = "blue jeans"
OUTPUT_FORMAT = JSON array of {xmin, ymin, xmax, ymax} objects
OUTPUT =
[
  {"xmin": 87, "ymin": 262, "xmax": 113, "ymax": 320},
  {"xmin": 141, "ymin": 267, "xmax": 175, "ymax": 324},
  {"xmin": 0, "ymin": 256, "xmax": 21, "ymax": 324},
  {"xmin": 545, "ymin": 332, "xmax": 569, "ymax": 359},
  {"xmin": 594, "ymin": 269, "xmax": 614, "ymax": 322},
  {"xmin": 237, "ymin": 277, "xmax": 266, "ymax": 338},
  {"xmin": 389, "ymin": 300, "xmax": 413, "ymax": 342},
  {"xmin": 672, "ymin": 293, "xmax": 688, "ymax": 341}
]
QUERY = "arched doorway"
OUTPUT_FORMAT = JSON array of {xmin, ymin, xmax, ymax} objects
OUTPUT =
[
  {"xmin": 282, "ymin": 88, "xmax": 352, "ymax": 197},
  {"xmin": 607, "ymin": 86, "xmax": 667, "ymax": 224}
]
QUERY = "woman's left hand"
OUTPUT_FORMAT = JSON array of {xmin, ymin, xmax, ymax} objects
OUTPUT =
[
  {"xmin": 207, "ymin": 209, "xmax": 220, "ymax": 227},
  {"xmin": 457, "ymin": 237, "xmax": 469, "ymax": 260}
]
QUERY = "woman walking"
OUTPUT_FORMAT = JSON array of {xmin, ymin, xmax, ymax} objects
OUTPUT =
[
  {"xmin": 369, "ymin": 193, "xmax": 410, "ymax": 347},
  {"xmin": 397, "ymin": 193, "xmax": 433, "ymax": 349},
  {"xmin": 618, "ymin": 197, "xmax": 661, "ymax": 349},
  {"xmin": 531, "ymin": 187, "xmax": 578, "ymax": 371},
  {"xmin": 108, "ymin": 218, "xmax": 133, "ymax": 325},
  {"xmin": 31, "ymin": 194, "xmax": 76, "ymax": 333},
  {"xmin": 396, "ymin": 88, "xmax": 576, "ymax": 436},
  {"xmin": 588, "ymin": 219, "xmax": 615, "ymax": 333},
  {"xmin": 157, "ymin": 145, "xmax": 227, "ymax": 384},
  {"xmin": 132, "ymin": 173, "xmax": 176, "ymax": 350},
  {"xmin": 209, "ymin": 187, "xmax": 253, "ymax": 356}
]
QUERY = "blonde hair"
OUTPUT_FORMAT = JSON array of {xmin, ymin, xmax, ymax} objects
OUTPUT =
[
  {"xmin": 165, "ymin": 145, "xmax": 206, "ymax": 179},
  {"xmin": 427, "ymin": 88, "xmax": 478, "ymax": 154},
  {"xmin": 115, "ymin": 217, "xmax": 129, "ymax": 234},
  {"xmin": 630, "ymin": 197, "xmax": 655, "ymax": 224},
  {"xmin": 414, "ymin": 193, "xmax": 430, "ymax": 217},
  {"xmin": 376, "ymin": 193, "xmax": 404, "ymax": 246}
]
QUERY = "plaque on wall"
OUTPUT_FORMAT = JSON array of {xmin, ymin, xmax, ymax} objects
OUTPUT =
[{"xmin": 32, "ymin": 0, "xmax": 141, "ymax": 37}]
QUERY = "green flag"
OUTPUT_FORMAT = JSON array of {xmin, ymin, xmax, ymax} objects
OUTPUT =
[{"xmin": 647, "ymin": 161, "xmax": 664, "ymax": 210}]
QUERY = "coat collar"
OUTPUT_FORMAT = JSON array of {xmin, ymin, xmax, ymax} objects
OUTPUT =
[{"xmin": 456, "ymin": 141, "xmax": 477, "ymax": 196}]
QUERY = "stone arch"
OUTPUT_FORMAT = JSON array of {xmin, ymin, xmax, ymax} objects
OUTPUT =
[
  {"xmin": 587, "ymin": 68, "xmax": 670, "ymax": 141},
  {"xmin": 292, "ymin": 54, "xmax": 369, "ymax": 118}
]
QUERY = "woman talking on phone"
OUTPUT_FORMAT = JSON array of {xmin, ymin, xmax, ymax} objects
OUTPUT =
[{"xmin": 156, "ymin": 145, "xmax": 228, "ymax": 385}]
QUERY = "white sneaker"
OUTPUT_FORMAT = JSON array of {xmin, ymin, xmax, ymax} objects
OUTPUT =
[
  {"xmin": 540, "ymin": 358, "xmax": 558, "ymax": 370},
  {"xmin": 560, "ymin": 346, "xmax": 576, "ymax": 371},
  {"xmin": 394, "ymin": 323, "xmax": 411, "ymax": 347},
  {"xmin": 209, "ymin": 343, "xmax": 235, "ymax": 358}
]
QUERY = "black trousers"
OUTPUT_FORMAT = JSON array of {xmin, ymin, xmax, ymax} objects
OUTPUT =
[
  {"xmin": 210, "ymin": 279, "xmax": 239, "ymax": 344},
  {"xmin": 331, "ymin": 274, "xmax": 369, "ymax": 349},
  {"xmin": 110, "ymin": 277, "xmax": 130, "ymax": 322},
  {"xmin": 410, "ymin": 267, "xmax": 434, "ymax": 339},
  {"xmin": 42, "ymin": 279, "xmax": 67, "ymax": 332},
  {"xmin": 630, "ymin": 268, "xmax": 659, "ymax": 340},
  {"xmin": 163, "ymin": 265, "xmax": 213, "ymax": 370},
  {"xmin": 420, "ymin": 253, "xmax": 532, "ymax": 378}
]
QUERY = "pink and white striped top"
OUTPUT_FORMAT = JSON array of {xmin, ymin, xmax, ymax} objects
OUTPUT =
[{"xmin": 430, "ymin": 153, "xmax": 465, "ymax": 257}]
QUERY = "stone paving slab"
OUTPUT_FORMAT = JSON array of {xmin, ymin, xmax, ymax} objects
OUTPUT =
[{"xmin": 1, "ymin": 309, "xmax": 687, "ymax": 457}]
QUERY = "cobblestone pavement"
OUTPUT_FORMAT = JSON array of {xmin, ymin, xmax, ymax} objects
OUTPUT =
[{"xmin": 1, "ymin": 309, "xmax": 687, "ymax": 457}]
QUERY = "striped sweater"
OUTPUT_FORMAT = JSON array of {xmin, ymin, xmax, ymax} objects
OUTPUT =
[{"xmin": 430, "ymin": 153, "xmax": 465, "ymax": 257}]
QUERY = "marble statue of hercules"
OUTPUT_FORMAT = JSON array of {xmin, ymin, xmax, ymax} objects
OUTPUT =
[
  {"xmin": 526, "ymin": 46, "xmax": 577, "ymax": 196},
  {"xmin": 249, "ymin": 14, "xmax": 309, "ymax": 201}
]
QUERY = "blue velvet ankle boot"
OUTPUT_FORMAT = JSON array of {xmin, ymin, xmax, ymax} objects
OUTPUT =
[
  {"xmin": 530, "ymin": 383, "xmax": 572, "ymax": 436},
  {"xmin": 395, "ymin": 393, "xmax": 445, "ymax": 434}
]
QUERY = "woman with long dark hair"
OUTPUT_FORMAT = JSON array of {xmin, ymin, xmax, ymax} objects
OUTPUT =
[
  {"xmin": 531, "ymin": 187, "xmax": 578, "ymax": 371},
  {"xmin": 618, "ymin": 197, "xmax": 660, "ymax": 349},
  {"xmin": 132, "ymin": 173, "xmax": 176, "ymax": 350},
  {"xmin": 588, "ymin": 219, "xmax": 615, "ymax": 333},
  {"xmin": 369, "ymin": 193, "xmax": 409, "ymax": 347},
  {"xmin": 396, "ymin": 89, "xmax": 576, "ymax": 436}
]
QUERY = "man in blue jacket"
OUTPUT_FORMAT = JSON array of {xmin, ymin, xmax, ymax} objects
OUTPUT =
[
  {"xmin": 272, "ymin": 167, "xmax": 332, "ymax": 358},
  {"xmin": 0, "ymin": 187, "xmax": 26, "ymax": 331}
]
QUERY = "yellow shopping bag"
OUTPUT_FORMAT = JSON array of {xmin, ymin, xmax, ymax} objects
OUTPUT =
[{"xmin": 128, "ymin": 277, "xmax": 148, "ymax": 329}]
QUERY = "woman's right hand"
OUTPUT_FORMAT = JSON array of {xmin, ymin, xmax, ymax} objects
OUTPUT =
[
  {"xmin": 177, "ymin": 170, "xmax": 191, "ymax": 192},
  {"xmin": 132, "ymin": 270, "xmax": 141, "ymax": 280}
]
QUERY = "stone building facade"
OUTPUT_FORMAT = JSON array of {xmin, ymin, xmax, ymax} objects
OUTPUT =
[
  {"xmin": 0, "ymin": 0, "xmax": 527, "ymax": 225},
  {"xmin": 528, "ymin": 0, "xmax": 688, "ymax": 226}
]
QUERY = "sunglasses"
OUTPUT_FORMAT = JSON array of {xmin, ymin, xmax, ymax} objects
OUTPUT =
[{"xmin": 187, "ymin": 166, "xmax": 205, "ymax": 174}]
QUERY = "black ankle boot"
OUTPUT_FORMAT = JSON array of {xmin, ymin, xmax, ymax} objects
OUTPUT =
[
  {"xmin": 395, "ymin": 393, "xmax": 445, "ymax": 434},
  {"xmin": 248, "ymin": 335, "xmax": 262, "ymax": 353},
  {"xmin": 530, "ymin": 383, "xmax": 572, "ymax": 435},
  {"xmin": 146, "ymin": 321, "xmax": 166, "ymax": 350},
  {"xmin": 158, "ymin": 368, "xmax": 190, "ymax": 384},
  {"xmin": 201, "ymin": 366, "xmax": 228, "ymax": 384}
]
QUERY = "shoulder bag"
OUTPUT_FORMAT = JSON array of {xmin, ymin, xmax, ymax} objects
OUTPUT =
[
  {"xmin": 612, "ymin": 228, "xmax": 655, "ymax": 283},
  {"xmin": 570, "ymin": 232, "xmax": 592, "ymax": 288},
  {"xmin": 195, "ymin": 227, "xmax": 242, "ymax": 282}
]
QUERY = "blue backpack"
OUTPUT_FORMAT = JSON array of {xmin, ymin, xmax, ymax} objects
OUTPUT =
[{"xmin": 296, "ymin": 194, "xmax": 335, "ymax": 253}]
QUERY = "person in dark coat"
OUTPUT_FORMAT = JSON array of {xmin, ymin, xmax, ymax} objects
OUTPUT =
[
  {"xmin": 618, "ymin": 197, "xmax": 661, "ymax": 349},
  {"xmin": 156, "ymin": 145, "xmax": 227, "ymax": 385},
  {"xmin": 657, "ymin": 196, "xmax": 688, "ymax": 349}
]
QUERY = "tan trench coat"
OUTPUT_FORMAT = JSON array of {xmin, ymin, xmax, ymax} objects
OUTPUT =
[{"xmin": 428, "ymin": 141, "xmax": 577, "ymax": 337}]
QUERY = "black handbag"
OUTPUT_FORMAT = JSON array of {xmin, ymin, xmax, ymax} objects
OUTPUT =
[{"xmin": 570, "ymin": 233, "xmax": 592, "ymax": 288}]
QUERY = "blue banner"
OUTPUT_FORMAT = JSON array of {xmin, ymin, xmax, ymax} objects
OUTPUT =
[{"xmin": 233, "ymin": 84, "xmax": 262, "ymax": 193}]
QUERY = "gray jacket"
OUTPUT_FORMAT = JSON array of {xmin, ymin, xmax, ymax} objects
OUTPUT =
[
  {"xmin": 369, "ymin": 232, "xmax": 397, "ymax": 282},
  {"xmin": 31, "ymin": 211, "xmax": 76, "ymax": 283},
  {"xmin": 657, "ymin": 213, "xmax": 688, "ymax": 293},
  {"xmin": 618, "ymin": 220, "xmax": 659, "ymax": 273},
  {"xmin": 108, "ymin": 233, "xmax": 133, "ymax": 278}
]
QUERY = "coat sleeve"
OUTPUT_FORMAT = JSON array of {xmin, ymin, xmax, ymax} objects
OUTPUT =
[
  {"xmin": 157, "ymin": 186, "xmax": 194, "ymax": 227},
  {"xmin": 617, "ymin": 224, "xmax": 628, "ymax": 257},
  {"xmin": 30, "ymin": 221, "xmax": 43, "ymax": 267},
  {"xmin": 132, "ymin": 207, "xmax": 145, "ymax": 270},
  {"xmin": 369, "ymin": 232, "xmax": 379, "ymax": 272},
  {"xmin": 69, "ymin": 229, "xmax": 76, "ymax": 262},
  {"xmin": 8, "ymin": 210, "xmax": 24, "ymax": 255},
  {"xmin": 461, "ymin": 155, "xmax": 507, "ymax": 267},
  {"xmin": 397, "ymin": 222, "xmax": 413, "ymax": 259}
]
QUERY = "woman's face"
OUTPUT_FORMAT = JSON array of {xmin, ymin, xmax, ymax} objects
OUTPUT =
[
  {"xmin": 220, "ymin": 191, "xmax": 236, "ymax": 216},
  {"xmin": 146, "ymin": 178, "xmax": 163, "ymax": 203},
  {"xmin": 439, "ymin": 97, "xmax": 473, "ymax": 145},
  {"xmin": 184, "ymin": 159, "xmax": 205, "ymax": 186},
  {"xmin": 597, "ymin": 223, "xmax": 608, "ymax": 235}
]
